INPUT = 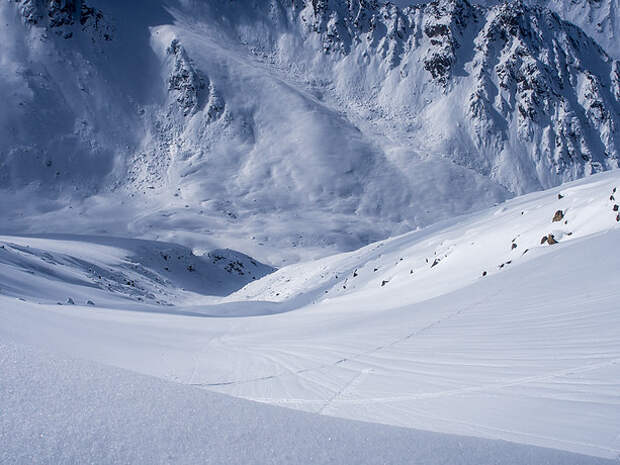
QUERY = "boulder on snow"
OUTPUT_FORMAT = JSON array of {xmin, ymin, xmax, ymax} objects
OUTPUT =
[
  {"xmin": 552, "ymin": 210, "xmax": 564, "ymax": 222},
  {"xmin": 613, "ymin": 204, "xmax": 619, "ymax": 212},
  {"xmin": 541, "ymin": 234, "xmax": 558, "ymax": 245}
]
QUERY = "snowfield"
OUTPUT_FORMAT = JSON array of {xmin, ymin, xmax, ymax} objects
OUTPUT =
[
  {"xmin": 1, "ymin": 0, "xmax": 620, "ymax": 462},
  {"xmin": 2, "ymin": 171, "xmax": 619, "ymax": 462},
  {"xmin": 3, "ymin": 341, "xmax": 615, "ymax": 465}
]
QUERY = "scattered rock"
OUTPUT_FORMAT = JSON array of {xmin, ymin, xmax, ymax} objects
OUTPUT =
[
  {"xmin": 482, "ymin": 271, "xmax": 487, "ymax": 277},
  {"xmin": 511, "ymin": 243, "xmax": 517, "ymax": 250},
  {"xmin": 431, "ymin": 258, "xmax": 440, "ymax": 268},
  {"xmin": 552, "ymin": 210, "xmax": 564, "ymax": 222},
  {"xmin": 540, "ymin": 236, "xmax": 548, "ymax": 244},
  {"xmin": 617, "ymin": 214, "xmax": 620, "ymax": 222},
  {"xmin": 353, "ymin": 269, "xmax": 358, "ymax": 277},
  {"xmin": 611, "ymin": 195, "xmax": 615, "ymax": 201},
  {"xmin": 87, "ymin": 300, "xmax": 95, "ymax": 306},
  {"xmin": 410, "ymin": 269, "xmax": 414, "ymax": 274},
  {"xmin": 522, "ymin": 249, "xmax": 529, "ymax": 255},
  {"xmin": 66, "ymin": 298, "xmax": 75, "ymax": 305},
  {"xmin": 373, "ymin": 268, "xmax": 378, "ymax": 272},
  {"xmin": 547, "ymin": 234, "xmax": 558, "ymax": 245},
  {"xmin": 381, "ymin": 280, "xmax": 389, "ymax": 287},
  {"xmin": 613, "ymin": 204, "xmax": 619, "ymax": 212},
  {"xmin": 557, "ymin": 193, "xmax": 564, "ymax": 199}
]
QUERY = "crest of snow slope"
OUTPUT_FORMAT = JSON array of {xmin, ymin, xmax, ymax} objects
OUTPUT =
[
  {"xmin": 2, "ymin": 342, "xmax": 615, "ymax": 465},
  {"xmin": 1, "ymin": 0, "xmax": 618, "ymax": 264},
  {"xmin": 1, "ymin": 171, "xmax": 619, "ymax": 459},
  {"xmin": 0, "ymin": 234, "xmax": 274, "ymax": 307},
  {"xmin": 229, "ymin": 170, "xmax": 620, "ymax": 306}
]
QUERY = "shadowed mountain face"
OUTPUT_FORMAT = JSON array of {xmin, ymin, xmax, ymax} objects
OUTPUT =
[{"xmin": 1, "ymin": 0, "xmax": 618, "ymax": 263}]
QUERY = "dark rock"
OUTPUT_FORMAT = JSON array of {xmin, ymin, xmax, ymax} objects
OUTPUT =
[
  {"xmin": 613, "ymin": 204, "xmax": 619, "ymax": 212},
  {"xmin": 540, "ymin": 236, "xmax": 548, "ymax": 244},
  {"xmin": 511, "ymin": 243, "xmax": 517, "ymax": 250},
  {"xmin": 547, "ymin": 234, "xmax": 558, "ymax": 245},
  {"xmin": 381, "ymin": 280, "xmax": 389, "ymax": 287},
  {"xmin": 557, "ymin": 193, "xmax": 564, "ymax": 199},
  {"xmin": 552, "ymin": 210, "xmax": 564, "ymax": 222},
  {"xmin": 482, "ymin": 271, "xmax": 487, "ymax": 277}
]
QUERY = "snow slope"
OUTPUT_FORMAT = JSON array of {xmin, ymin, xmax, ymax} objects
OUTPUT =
[
  {"xmin": 3, "ymin": 340, "xmax": 615, "ymax": 465},
  {"xmin": 467, "ymin": 0, "xmax": 620, "ymax": 59},
  {"xmin": 0, "ymin": 234, "xmax": 274, "ymax": 306},
  {"xmin": 1, "ymin": 0, "xmax": 618, "ymax": 263},
  {"xmin": 2, "ymin": 171, "xmax": 619, "ymax": 460}
]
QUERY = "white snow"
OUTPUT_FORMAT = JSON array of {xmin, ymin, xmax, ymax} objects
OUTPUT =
[
  {"xmin": 3, "ymin": 340, "xmax": 615, "ymax": 465},
  {"xmin": 2, "ymin": 171, "xmax": 619, "ymax": 462},
  {"xmin": 1, "ymin": 0, "xmax": 618, "ymax": 264},
  {"xmin": 1, "ymin": 1, "xmax": 620, "ymax": 462}
]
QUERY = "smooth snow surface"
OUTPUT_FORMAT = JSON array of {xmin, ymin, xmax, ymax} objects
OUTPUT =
[
  {"xmin": 2, "ymin": 171, "xmax": 620, "ymax": 462},
  {"xmin": 3, "ymin": 341, "xmax": 615, "ymax": 465}
]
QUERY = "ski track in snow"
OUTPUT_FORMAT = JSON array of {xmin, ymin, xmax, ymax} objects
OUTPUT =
[{"xmin": 1, "ymin": 171, "xmax": 620, "ymax": 461}]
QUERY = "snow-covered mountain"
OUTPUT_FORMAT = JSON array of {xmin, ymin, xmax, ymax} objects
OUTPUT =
[
  {"xmin": 1, "ymin": 0, "xmax": 618, "ymax": 263},
  {"xmin": 543, "ymin": 0, "xmax": 619, "ymax": 59},
  {"xmin": 2, "ymin": 169, "xmax": 619, "ymax": 460},
  {"xmin": 469, "ymin": 0, "xmax": 620, "ymax": 59}
]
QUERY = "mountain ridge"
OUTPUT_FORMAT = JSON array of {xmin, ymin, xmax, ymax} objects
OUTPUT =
[{"xmin": 1, "ymin": 0, "xmax": 618, "ymax": 263}]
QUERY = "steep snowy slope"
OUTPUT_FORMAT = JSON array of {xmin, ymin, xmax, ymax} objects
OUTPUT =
[
  {"xmin": 1, "ymin": 0, "xmax": 618, "ymax": 263},
  {"xmin": 2, "ymin": 171, "xmax": 619, "ymax": 459},
  {"xmin": 542, "ymin": 0, "xmax": 619, "ymax": 59},
  {"xmin": 468, "ymin": 0, "xmax": 620, "ymax": 59}
]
